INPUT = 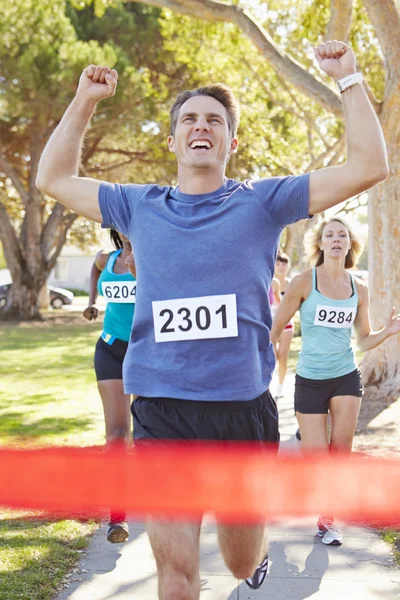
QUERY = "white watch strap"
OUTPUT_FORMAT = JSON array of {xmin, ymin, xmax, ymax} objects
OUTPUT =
[{"xmin": 336, "ymin": 72, "xmax": 363, "ymax": 93}]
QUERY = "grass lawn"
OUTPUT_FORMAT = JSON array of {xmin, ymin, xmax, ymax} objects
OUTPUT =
[{"xmin": 0, "ymin": 313, "xmax": 105, "ymax": 600}]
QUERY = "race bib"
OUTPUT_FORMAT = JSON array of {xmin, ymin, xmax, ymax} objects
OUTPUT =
[
  {"xmin": 314, "ymin": 304, "xmax": 355, "ymax": 328},
  {"xmin": 102, "ymin": 281, "xmax": 136, "ymax": 304},
  {"xmin": 152, "ymin": 294, "xmax": 238, "ymax": 343}
]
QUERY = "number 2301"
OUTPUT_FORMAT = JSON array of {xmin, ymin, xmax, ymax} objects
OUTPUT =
[
  {"xmin": 152, "ymin": 293, "xmax": 238, "ymax": 342},
  {"xmin": 160, "ymin": 304, "xmax": 227, "ymax": 333}
]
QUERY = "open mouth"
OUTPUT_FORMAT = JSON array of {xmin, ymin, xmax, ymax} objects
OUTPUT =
[{"xmin": 189, "ymin": 139, "xmax": 213, "ymax": 151}]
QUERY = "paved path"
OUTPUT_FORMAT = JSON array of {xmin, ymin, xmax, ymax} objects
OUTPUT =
[{"xmin": 55, "ymin": 375, "xmax": 400, "ymax": 599}]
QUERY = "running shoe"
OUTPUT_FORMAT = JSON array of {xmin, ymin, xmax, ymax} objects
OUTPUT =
[
  {"xmin": 317, "ymin": 517, "xmax": 342, "ymax": 545},
  {"xmin": 245, "ymin": 553, "xmax": 269, "ymax": 589},
  {"xmin": 107, "ymin": 520, "xmax": 129, "ymax": 543}
]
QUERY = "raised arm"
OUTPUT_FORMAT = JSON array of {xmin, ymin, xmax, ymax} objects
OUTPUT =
[
  {"xmin": 353, "ymin": 280, "xmax": 400, "ymax": 352},
  {"xmin": 36, "ymin": 66, "xmax": 118, "ymax": 222},
  {"xmin": 308, "ymin": 41, "xmax": 388, "ymax": 216},
  {"xmin": 270, "ymin": 273, "xmax": 306, "ymax": 344}
]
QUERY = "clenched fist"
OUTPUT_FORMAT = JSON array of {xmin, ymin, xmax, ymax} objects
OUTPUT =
[
  {"xmin": 77, "ymin": 65, "xmax": 118, "ymax": 103},
  {"xmin": 314, "ymin": 41, "xmax": 356, "ymax": 82},
  {"xmin": 83, "ymin": 305, "xmax": 99, "ymax": 321}
]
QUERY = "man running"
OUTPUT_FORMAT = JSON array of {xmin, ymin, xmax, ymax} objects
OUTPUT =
[{"xmin": 36, "ymin": 41, "xmax": 387, "ymax": 598}]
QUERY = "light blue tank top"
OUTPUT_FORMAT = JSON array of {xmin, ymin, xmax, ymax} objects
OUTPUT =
[
  {"xmin": 297, "ymin": 268, "xmax": 358, "ymax": 379},
  {"xmin": 97, "ymin": 250, "xmax": 136, "ymax": 343}
]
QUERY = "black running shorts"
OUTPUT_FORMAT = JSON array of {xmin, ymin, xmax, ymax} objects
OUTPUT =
[
  {"xmin": 131, "ymin": 389, "xmax": 279, "ymax": 445},
  {"xmin": 94, "ymin": 337, "xmax": 128, "ymax": 381},
  {"xmin": 294, "ymin": 368, "xmax": 363, "ymax": 414}
]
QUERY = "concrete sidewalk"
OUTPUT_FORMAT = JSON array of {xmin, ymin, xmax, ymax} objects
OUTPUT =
[{"xmin": 56, "ymin": 375, "xmax": 400, "ymax": 599}]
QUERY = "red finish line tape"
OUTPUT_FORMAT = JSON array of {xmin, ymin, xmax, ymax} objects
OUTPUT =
[{"xmin": 0, "ymin": 445, "xmax": 399, "ymax": 524}]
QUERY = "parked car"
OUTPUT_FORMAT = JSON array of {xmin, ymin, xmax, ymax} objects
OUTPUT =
[{"xmin": 0, "ymin": 284, "xmax": 74, "ymax": 309}]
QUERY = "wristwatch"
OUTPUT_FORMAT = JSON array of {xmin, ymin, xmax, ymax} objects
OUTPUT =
[{"xmin": 336, "ymin": 72, "xmax": 363, "ymax": 93}]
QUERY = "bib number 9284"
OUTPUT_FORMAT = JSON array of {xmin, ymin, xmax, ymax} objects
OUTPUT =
[
  {"xmin": 314, "ymin": 304, "xmax": 355, "ymax": 328},
  {"xmin": 152, "ymin": 294, "xmax": 238, "ymax": 342}
]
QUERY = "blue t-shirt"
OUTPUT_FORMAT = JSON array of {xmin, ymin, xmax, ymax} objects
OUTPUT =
[{"xmin": 99, "ymin": 176, "xmax": 310, "ymax": 400}]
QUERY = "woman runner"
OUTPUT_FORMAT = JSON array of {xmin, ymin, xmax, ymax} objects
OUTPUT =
[
  {"xmin": 271, "ymin": 217, "xmax": 400, "ymax": 545},
  {"xmin": 83, "ymin": 229, "xmax": 136, "ymax": 543}
]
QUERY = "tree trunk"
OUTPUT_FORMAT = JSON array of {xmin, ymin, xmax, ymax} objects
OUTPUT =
[
  {"xmin": 38, "ymin": 284, "xmax": 50, "ymax": 310},
  {"xmin": 360, "ymin": 86, "xmax": 400, "ymax": 397},
  {"xmin": 0, "ymin": 278, "xmax": 44, "ymax": 321}
]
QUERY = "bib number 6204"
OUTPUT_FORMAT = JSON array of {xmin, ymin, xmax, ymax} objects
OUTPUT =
[
  {"xmin": 152, "ymin": 294, "xmax": 238, "ymax": 342},
  {"xmin": 102, "ymin": 281, "xmax": 136, "ymax": 304}
]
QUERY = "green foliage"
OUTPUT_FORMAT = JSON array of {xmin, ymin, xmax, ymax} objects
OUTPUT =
[
  {"xmin": 0, "ymin": 243, "xmax": 6, "ymax": 269},
  {"xmin": 0, "ymin": 0, "xmax": 188, "ymax": 262},
  {"xmin": 159, "ymin": 8, "xmax": 339, "ymax": 179},
  {"xmin": 66, "ymin": 288, "xmax": 89, "ymax": 296},
  {"xmin": 382, "ymin": 530, "xmax": 400, "ymax": 567}
]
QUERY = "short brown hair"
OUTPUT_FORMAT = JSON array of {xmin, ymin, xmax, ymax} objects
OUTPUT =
[
  {"xmin": 169, "ymin": 84, "xmax": 240, "ymax": 138},
  {"xmin": 305, "ymin": 217, "xmax": 362, "ymax": 269}
]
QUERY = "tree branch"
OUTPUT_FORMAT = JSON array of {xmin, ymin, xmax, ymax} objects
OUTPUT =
[
  {"xmin": 85, "ymin": 157, "xmax": 163, "ymax": 174},
  {"xmin": 47, "ymin": 213, "xmax": 78, "ymax": 273},
  {"xmin": 0, "ymin": 200, "xmax": 25, "ymax": 277},
  {"xmin": 40, "ymin": 203, "xmax": 66, "ymax": 259},
  {"xmin": 0, "ymin": 154, "xmax": 30, "ymax": 205},
  {"xmin": 81, "ymin": 135, "xmax": 104, "ymax": 166},
  {"xmin": 94, "ymin": 148, "xmax": 149, "ymax": 158},
  {"xmin": 128, "ymin": 0, "xmax": 343, "ymax": 115},
  {"xmin": 304, "ymin": 135, "xmax": 345, "ymax": 172},
  {"xmin": 325, "ymin": 0, "xmax": 353, "ymax": 42},
  {"xmin": 240, "ymin": 56, "xmax": 331, "ymax": 147},
  {"xmin": 362, "ymin": 0, "xmax": 400, "ymax": 76},
  {"xmin": 332, "ymin": 193, "xmax": 368, "ymax": 216}
]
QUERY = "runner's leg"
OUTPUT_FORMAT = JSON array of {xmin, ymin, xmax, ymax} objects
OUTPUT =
[
  {"xmin": 98, "ymin": 379, "xmax": 131, "ymax": 541},
  {"xmin": 146, "ymin": 520, "xmax": 202, "ymax": 600},
  {"xmin": 217, "ymin": 523, "xmax": 267, "ymax": 579},
  {"xmin": 296, "ymin": 412, "xmax": 329, "ymax": 449},
  {"xmin": 329, "ymin": 394, "xmax": 362, "ymax": 452},
  {"xmin": 98, "ymin": 379, "xmax": 131, "ymax": 444}
]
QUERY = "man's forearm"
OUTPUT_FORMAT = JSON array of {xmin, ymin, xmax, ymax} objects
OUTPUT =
[
  {"xmin": 37, "ymin": 95, "xmax": 96, "ymax": 187},
  {"xmin": 341, "ymin": 83, "xmax": 388, "ymax": 179}
]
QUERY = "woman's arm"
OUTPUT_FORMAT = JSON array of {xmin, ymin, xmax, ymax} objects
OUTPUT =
[
  {"xmin": 354, "ymin": 281, "xmax": 400, "ymax": 352},
  {"xmin": 271, "ymin": 273, "xmax": 306, "ymax": 344},
  {"xmin": 83, "ymin": 251, "xmax": 108, "ymax": 321}
]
